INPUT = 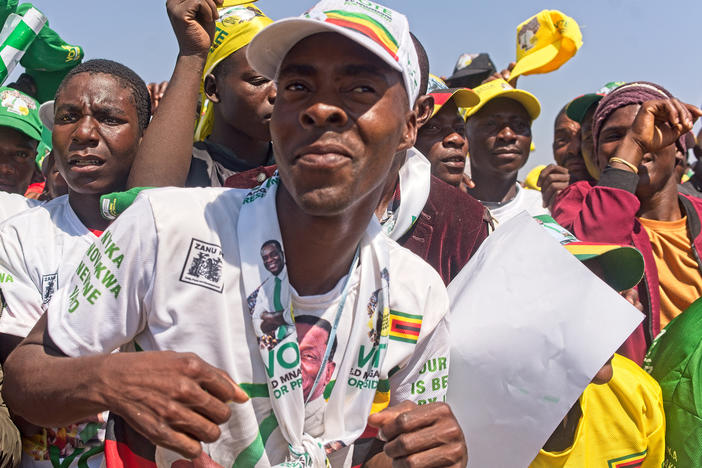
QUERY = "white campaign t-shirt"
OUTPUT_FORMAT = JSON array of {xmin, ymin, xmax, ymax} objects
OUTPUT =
[
  {"xmin": 482, "ymin": 183, "xmax": 549, "ymax": 227},
  {"xmin": 0, "ymin": 195, "xmax": 98, "ymax": 338},
  {"xmin": 48, "ymin": 187, "xmax": 451, "ymax": 468},
  {"xmin": 0, "ymin": 192, "xmax": 41, "ymax": 223},
  {"xmin": 0, "ymin": 195, "xmax": 104, "ymax": 468}
]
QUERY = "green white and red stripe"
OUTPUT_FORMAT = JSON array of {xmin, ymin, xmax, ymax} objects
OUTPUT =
[{"xmin": 0, "ymin": 8, "xmax": 46, "ymax": 85}]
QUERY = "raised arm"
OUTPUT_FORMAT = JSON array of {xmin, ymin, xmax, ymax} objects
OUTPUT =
[{"xmin": 127, "ymin": 0, "xmax": 221, "ymax": 188}]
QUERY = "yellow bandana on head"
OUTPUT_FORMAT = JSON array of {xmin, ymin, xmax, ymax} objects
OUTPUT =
[{"xmin": 194, "ymin": 1, "xmax": 272, "ymax": 141}]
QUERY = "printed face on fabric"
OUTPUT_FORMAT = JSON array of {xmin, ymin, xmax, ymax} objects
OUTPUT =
[
  {"xmin": 0, "ymin": 126, "xmax": 38, "ymax": 194},
  {"xmin": 270, "ymin": 32, "xmax": 416, "ymax": 217},
  {"xmin": 597, "ymin": 104, "xmax": 678, "ymax": 198},
  {"xmin": 52, "ymin": 72, "xmax": 141, "ymax": 196},
  {"xmin": 205, "ymin": 45, "xmax": 275, "ymax": 141},
  {"xmin": 261, "ymin": 240, "xmax": 285, "ymax": 276},
  {"xmin": 415, "ymin": 101, "xmax": 468, "ymax": 187},
  {"xmin": 466, "ymin": 97, "xmax": 532, "ymax": 178},
  {"xmin": 295, "ymin": 316, "xmax": 337, "ymax": 401}
]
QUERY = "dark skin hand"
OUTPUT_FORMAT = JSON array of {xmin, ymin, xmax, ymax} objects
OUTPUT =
[
  {"xmin": 127, "ymin": 0, "xmax": 222, "ymax": 188},
  {"xmin": 147, "ymin": 81, "xmax": 169, "ymax": 114},
  {"xmin": 3, "ymin": 315, "xmax": 248, "ymax": 459},
  {"xmin": 365, "ymin": 401, "xmax": 468, "ymax": 468},
  {"xmin": 481, "ymin": 62, "xmax": 518, "ymax": 88},
  {"xmin": 599, "ymin": 99, "xmax": 702, "ymax": 221},
  {"xmin": 537, "ymin": 164, "xmax": 571, "ymax": 209}
]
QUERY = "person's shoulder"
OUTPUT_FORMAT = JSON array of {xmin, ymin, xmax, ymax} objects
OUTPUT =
[
  {"xmin": 426, "ymin": 176, "xmax": 486, "ymax": 218},
  {"xmin": 0, "ymin": 195, "xmax": 63, "ymax": 232},
  {"xmin": 137, "ymin": 186, "xmax": 249, "ymax": 212},
  {"xmin": 609, "ymin": 353, "xmax": 662, "ymax": 401}
]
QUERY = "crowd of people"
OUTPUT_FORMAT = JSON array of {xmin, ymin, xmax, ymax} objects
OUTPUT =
[{"xmin": 0, "ymin": 0, "xmax": 699, "ymax": 467}]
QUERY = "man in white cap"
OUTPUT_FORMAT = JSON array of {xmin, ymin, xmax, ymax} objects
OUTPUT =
[{"xmin": 4, "ymin": 1, "xmax": 468, "ymax": 468}]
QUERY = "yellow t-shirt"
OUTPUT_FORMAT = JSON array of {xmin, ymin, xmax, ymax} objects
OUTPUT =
[
  {"xmin": 530, "ymin": 354, "xmax": 665, "ymax": 468},
  {"xmin": 639, "ymin": 216, "xmax": 702, "ymax": 328}
]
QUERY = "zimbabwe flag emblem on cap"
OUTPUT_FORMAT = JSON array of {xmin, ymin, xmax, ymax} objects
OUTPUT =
[{"xmin": 389, "ymin": 310, "xmax": 422, "ymax": 344}]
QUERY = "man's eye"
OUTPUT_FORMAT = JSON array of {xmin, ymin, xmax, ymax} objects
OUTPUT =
[
  {"xmin": 15, "ymin": 151, "xmax": 29, "ymax": 159},
  {"xmin": 351, "ymin": 85, "xmax": 375, "ymax": 94},
  {"xmin": 285, "ymin": 82, "xmax": 308, "ymax": 92},
  {"xmin": 247, "ymin": 76, "xmax": 270, "ymax": 86},
  {"xmin": 56, "ymin": 113, "xmax": 77, "ymax": 123}
]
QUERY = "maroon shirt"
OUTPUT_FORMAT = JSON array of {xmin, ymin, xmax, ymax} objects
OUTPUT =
[{"xmin": 225, "ymin": 167, "xmax": 489, "ymax": 285}]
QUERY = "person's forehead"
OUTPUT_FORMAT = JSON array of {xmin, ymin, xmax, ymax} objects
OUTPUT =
[
  {"xmin": 279, "ymin": 32, "xmax": 399, "ymax": 80},
  {"xmin": 0, "ymin": 126, "xmax": 36, "ymax": 147},
  {"xmin": 555, "ymin": 112, "xmax": 578, "ymax": 130},
  {"xmin": 602, "ymin": 104, "xmax": 640, "ymax": 128},
  {"xmin": 432, "ymin": 101, "xmax": 464, "ymax": 123},
  {"xmin": 57, "ymin": 73, "xmax": 135, "ymax": 110}
]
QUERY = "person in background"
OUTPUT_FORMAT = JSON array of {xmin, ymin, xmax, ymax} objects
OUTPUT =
[
  {"xmin": 530, "ymin": 216, "xmax": 664, "ymax": 468},
  {"xmin": 0, "ymin": 58, "xmax": 150, "ymax": 468},
  {"xmin": 0, "ymin": 87, "xmax": 44, "ymax": 220},
  {"xmin": 552, "ymin": 81, "xmax": 702, "ymax": 365},
  {"xmin": 464, "ymin": 79, "xmax": 547, "ymax": 225},
  {"xmin": 127, "ymin": 2, "xmax": 275, "ymax": 189},
  {"xmin": 415, "ymin": 86, "xmax": 475, "ymax": 188},
  {"xmin": 678, "ymin": 130, "xmax": 702, "ymax": 197},
  {"xmin": 536, "ymin": 104, "xmax": 592, "ymax": 209}
]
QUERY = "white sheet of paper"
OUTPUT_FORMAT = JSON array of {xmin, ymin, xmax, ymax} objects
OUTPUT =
[{"xmin": 447, "ymin": 212, "xmax": 644, "ymax": 468}]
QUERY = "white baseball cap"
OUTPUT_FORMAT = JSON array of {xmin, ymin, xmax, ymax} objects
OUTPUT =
[{"xmin": 247, "ymin": 0, "xmax": 420, "ymax": 107}]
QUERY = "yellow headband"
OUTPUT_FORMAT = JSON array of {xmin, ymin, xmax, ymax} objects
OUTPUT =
[{"xmin": 194, "ymin": 1, "xmax": 272, "ymax": 141}]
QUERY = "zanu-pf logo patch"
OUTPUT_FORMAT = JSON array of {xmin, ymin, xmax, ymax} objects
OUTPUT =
[
  {"xmin": 41, "ymin": 273, "xmax": 58, "ymax": 304},
  {"xmin": 180, "ymin": 239, "xmax": 224, "ymax": 293}
]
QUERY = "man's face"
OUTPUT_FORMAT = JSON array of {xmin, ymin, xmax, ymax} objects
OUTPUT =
[
  {"xmin": 260, "ymin": 243, "xmax": 284, "ymax": 276},
  {"xmin": 580, "ymin": 105, "xmax": 597, "ymax": 172},
  {"xmin": 415, "ymin": 101, "xmax": 468, "ymax": 187},
  {"xmin": 465, "ymin": 97, "xmax": 531, "ymax": 180},
  {"xmin": 271, "ymin": 32, "xmax": 416, "ymax": 216},
  {"xmin": 597, "ymin": 104, "xmax": 678, "ymax": 198},
  {"xmin": 553, "ymin": 112, "xmax": 588, "ymax": 181},
  {"xmin": 0, "ymin": 126, "xmax": 37, "ymax": 194},
  {"xmin": 296, "ymin": 321, "xmax": 336, "ymax": 401},
  {"xmin": 52, "ymin": 73, "xmax": 141, "ymax": 196},
  {"xmin": 207, "ymin": 46, "xmax": 275, "ymax": 142}
]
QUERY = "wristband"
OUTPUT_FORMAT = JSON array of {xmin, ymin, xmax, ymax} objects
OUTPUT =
[{"xmin": 608, "ymin": 157, "xmax": 639, "ymax": 174}]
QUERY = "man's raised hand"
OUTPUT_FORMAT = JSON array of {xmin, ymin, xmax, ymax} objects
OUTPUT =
[
  {"xmin": 167, "ymin": 0, "xmax": 223, "ymax": 57},
  {"xmin": 627, "ymin": 98, "xmax": 702, "ymax": 155}
]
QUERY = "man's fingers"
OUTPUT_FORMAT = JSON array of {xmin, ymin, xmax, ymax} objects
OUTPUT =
[
  {"xmin": 122, "ymin": 406, "xmax": 204, "ymax": 460},
  {"xmin": 390, "ymin": 442, "xmax": 467, "ymax": 468},
  {"xmin": 373, "ymin": 401, "xmax": 441, "ymax": 442},
  {"xmin": 367, "ymin": 400, "xmax": 415, "ymax": 439},
  {"xmin": 202, "ymin": 367, "xmax": 249, "ymax": 405}
]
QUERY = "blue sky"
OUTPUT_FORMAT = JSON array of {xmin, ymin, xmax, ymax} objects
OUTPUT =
[{"xmin": 27, "ymin": 0, "xmax": 702, "ymax": 176}]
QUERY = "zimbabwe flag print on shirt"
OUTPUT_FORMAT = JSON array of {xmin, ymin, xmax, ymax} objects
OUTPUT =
[
  {"xmin": 389, "ymin": 310, "xmax": 422, "ymax": 344},
  {"xmin": 607, "ymin": 450, "xmax": 646, "ymax": 468}
]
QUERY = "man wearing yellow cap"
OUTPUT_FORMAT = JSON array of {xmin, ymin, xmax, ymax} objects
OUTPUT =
[
  {"xmin": 464, "ymin": 79, "xmax": 548, "ymax": 226},
  {"xmin": 127, "ymin": 0, "xmax": 275, "ymax": 189}
]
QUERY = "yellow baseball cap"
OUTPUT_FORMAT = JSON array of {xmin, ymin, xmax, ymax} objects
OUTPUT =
[
  {"xmin": 464, "ymin": 79, "xmax": 540, "ymax": 120},
  {"xmin": 510, "ymin": 10, "xmax": 582, "ymax": 80}
]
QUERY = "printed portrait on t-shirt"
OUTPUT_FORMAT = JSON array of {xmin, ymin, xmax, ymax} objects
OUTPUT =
[
  {"xmin": 249, "ymin": 239, "xmax": 293, "ymax": 350},
  {"xmin": 296, "ymin": 315, "xmax": 338, "ymax": 402},
  {"xmin": 261, "ymin": 239, "xmax": 284, "ymax": 276}
]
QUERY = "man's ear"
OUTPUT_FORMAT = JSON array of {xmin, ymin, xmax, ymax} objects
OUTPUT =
[
  {"xmin": 204, "ymin": 74, "xmax": 220, "ymax": 103},
  {"xmin": 414, "ymin": 95, "xmax": 434, "ymax": 129},
  {"xmin": 397, "ymin": 109, "xmax": 418, "ymax": 153}
]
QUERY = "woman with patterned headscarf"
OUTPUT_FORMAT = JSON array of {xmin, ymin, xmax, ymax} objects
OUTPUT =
[{"xmin": 551, "ymin": 81, "xmax": 702, "ymax": 365}]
